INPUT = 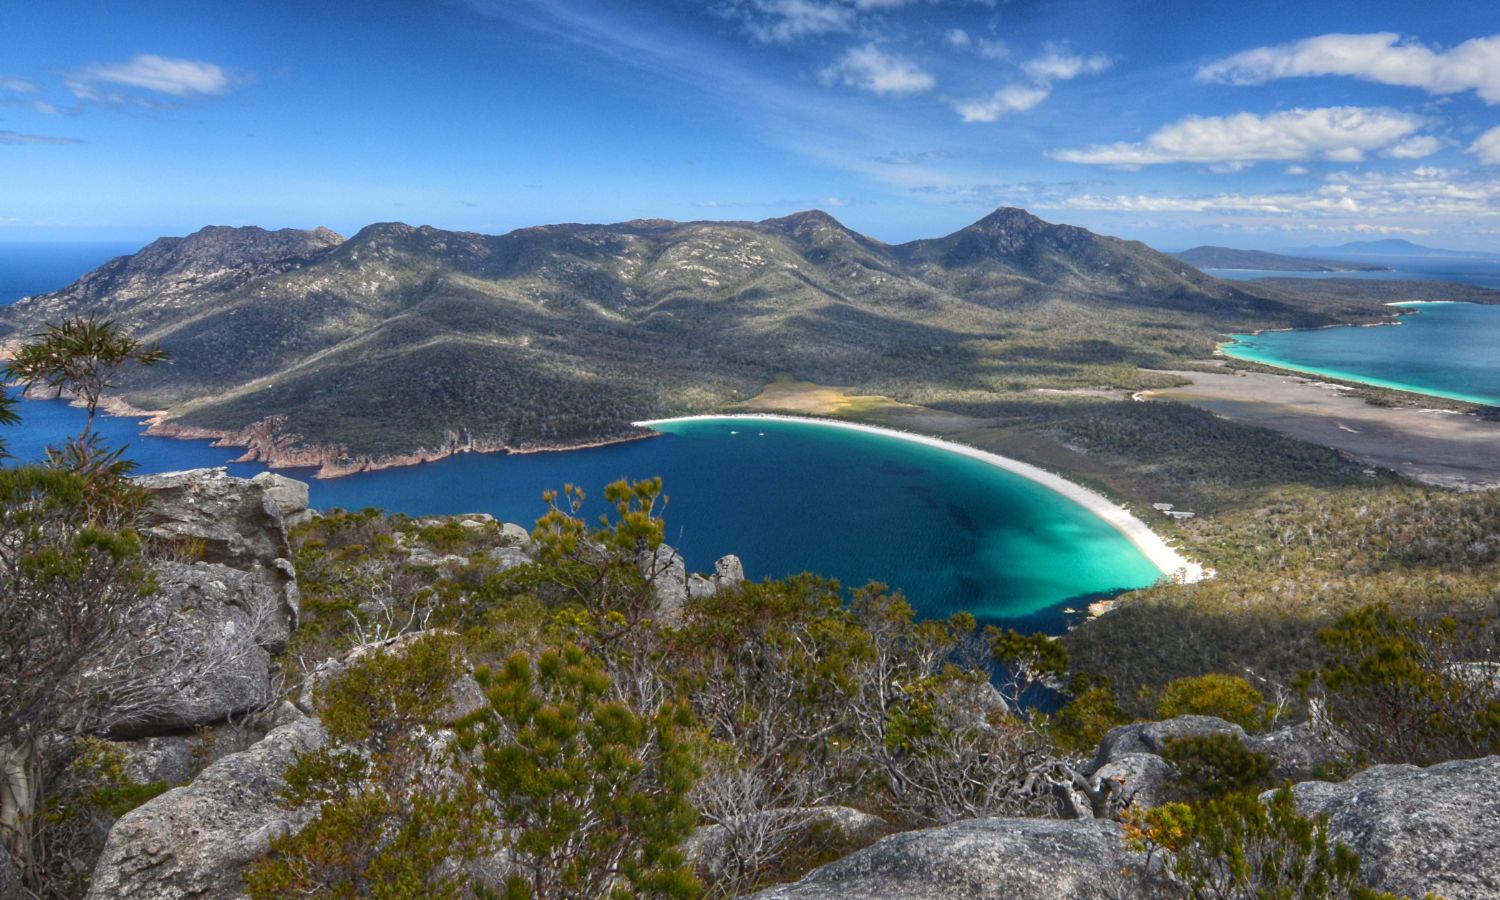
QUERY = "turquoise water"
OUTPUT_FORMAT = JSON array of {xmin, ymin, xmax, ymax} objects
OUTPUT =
[
  {"xmin": 1221, "ymin": 302, "xmax": 1500, "ymax": 406},
  {"xmin": 2, "ymin": 400, "xmax": 1163, "ymax": 628}
]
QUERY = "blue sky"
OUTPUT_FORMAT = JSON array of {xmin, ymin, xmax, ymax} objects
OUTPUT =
[{"xmin": 2, "ymin": 0, "xmax": 1498, "ymax": 250}]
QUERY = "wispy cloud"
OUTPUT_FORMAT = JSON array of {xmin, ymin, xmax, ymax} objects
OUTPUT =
[
  {"xmin": 949, "ymin": 45, "xmax": 1110, "ymax": 122},
  {"xmin": 0, "ymin": 130, "xmax": 83, "ymax": 145},
  {"xmin": 1471, "ymin": 126, "xmax": 1500, "ymax": 165},
  {"xmin": 733, "ymin": 0, "xmax": 857, "ymax": 43},
  {"xmin": 872, "ymin": 149, "xmax": 950, "ymax": 164},
  {"xmin": 1198, "ymin": 33, "xmax": 1500, "ymax": 104},
  {"xmin": 0, "ymin": 77, "xmax": 38, "ymax": 93},
  {"xmin": 67, "ymin": 54, "xmax": 236, "ymax": 102},
  {"xmin": 820, "ymin": 44, "xmax": 935, "ymax": 95},
  {"xmin": 1041, "ymin": 166, "xmax": 1500, "ymax": 228},
  {"xmin": 1050, "ymin": 107, "xmax": 1425, "ymax": 166}
]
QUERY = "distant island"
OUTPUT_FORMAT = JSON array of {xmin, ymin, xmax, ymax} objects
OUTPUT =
[
  {"xmin": 0, "ymin": 207, "xmax": 1486, "ymax": 477},
  {"xmin": 1280, "ymin": 238, "xmax": 1495, "ymax": 259},
  {"xmin": 1172, "ymin": 245, "xmax": 1392, "ymax": 272}
]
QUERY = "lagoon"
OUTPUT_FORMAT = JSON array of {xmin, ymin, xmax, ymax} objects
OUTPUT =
[{"xmin": 1220, "ymin": 302, "xmax": 1500, "ymax": 407}]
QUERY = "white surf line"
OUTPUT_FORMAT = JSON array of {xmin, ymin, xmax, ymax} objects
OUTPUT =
[{"xmin": 633, "ymin": 414, "xmax": 1207, "ymax": 585}]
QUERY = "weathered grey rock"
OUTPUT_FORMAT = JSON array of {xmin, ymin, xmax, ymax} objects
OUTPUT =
[
  {"xmin": 688, "ymin": 573, "xmax": 717, "ymax": 599},
  {"xmin": 117, "ymin": 725, "xmax": 270, "ymax": 788},
  {"xmin": 1094, "ymin": 752, "xmax": 1175, "ymax": 812},
  {"xmin": 85, "ymin": 705, "xmax": 326, "ymax": 900},
  {"xmin": 500, "ymin": 522, "xmax": 532, "ymax": 547},
  {"xmin": 135, "ymin": 468, "xmax": 300, "ymax": 652},
  {"xmin": 1288, "ymin": 755, "xmax": 1500, "ymax": 900},
  {"xmin": 643, "ymin": 544, "xmax": 688, "ymax": 618},
  {"xmin": 713, "ymin": 554, "xmax": 745, "ymax": 589},
  {"xmin": 752, "ymin": 817, "xmax": 1146, "ymax": 899},
  {"xmin": 1090, "ymin": 716, "xmax": 1245, "ymax": 773},
  {"xmin": 688, "ymin": 806, "xmax": 887, "ymax": 887},
  {"xmin": 1244, "ymin": 719, "xmax": 1344, "ymax": 782},
  {"xmin": 297, "ymin": 631, "xmax": 486, "ymax": 726},
  {"xmin": 101, "ymin": 561, "xmax": 279, "ymax": 738},
  {"xmin": 250, "ymin": 471, "xmax": 310, "ymax": 528},
  {"xmin": 487, "ymin": 545, "xmax": 532, "ymax": 571}
]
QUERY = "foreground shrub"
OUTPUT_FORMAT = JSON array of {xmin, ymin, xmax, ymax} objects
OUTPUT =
[
  {"xmin": 1156, "ymin": 674, "xmax": 1268, "ymax": 731},
  {"xmin": 1127, "ymin": 786, "xmax": 1408, "ymax": 899},
  {"xmin": 1161, "ymin": 734, "xmax": 1274, "ymax": 801}
]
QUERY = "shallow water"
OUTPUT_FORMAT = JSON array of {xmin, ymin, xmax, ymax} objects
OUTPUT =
[{"xmin": 1221, "ymin": 302, "xmax": 1500, "ymax": 407}]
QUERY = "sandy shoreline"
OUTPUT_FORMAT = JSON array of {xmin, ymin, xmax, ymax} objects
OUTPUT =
[{"xmin": 635, "ymin": 413, "xmax": 1206, "ymax": 584}]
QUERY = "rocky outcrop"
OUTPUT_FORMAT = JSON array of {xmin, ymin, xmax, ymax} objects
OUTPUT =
[
  {"xmin": 134, "ymin": 468, "xmax": 302, "ymax": 651},
  {"xmin": 87, "ymin": 470, "xmax": 305, "ymax": 738},
  {"xmin": 101, "ymin": 561, "xmax": 280, "ymax": 738},
  {"xmin": 1289, "ymin": 755, "xmax": 1500, "ymax": 900},
  {"xmin": 85, "ymin": 704, "xmax": 326, "ymax": 900},
  {"xmin": 752, "ymin": 817, "xmax": 1146, "ymax": 899},
  {"xmin": 648, "ymin": 546, "xmax": 748, "ymax": 618}
]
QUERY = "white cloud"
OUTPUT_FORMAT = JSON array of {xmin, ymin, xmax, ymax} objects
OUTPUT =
[
  {"xmin": 1384, "ymin": 134, "xmax": 1442, "ymax": 159},
  {"xmin": 69, "ymin": 54, "xmax": 234, "ymax": 100},
  {"xmin": 0, "ymin": 77, "xmax": 38, "ymax": 93},
  {"xmin": 950, "ymin": 44, "xmax": 1108, "ymax": 123},
  {"xmin": 821, "ymin": 195, "xmax": 852, "ymax": 206},
  {"xmin": 1021, "ymin": 49, "xmax": 1111, "ymax": 82},
  {"xmin": 1041, "ymin": 166, "xmax": 1500, "ymax": 226},
  {"xmin": 945, "ymin": 28, "xmax": 971, "ymax": 48},
  {"xmin": 1198, "ymin": 32, "xmax": 1500, "ymax": 104},
  {"xmin": 1284, "ymin": 165, "xmax": 1311, "ymax": 175},
  {"xmin": 820, "ymin": 44, "xmax": 935, "ymax": 95},
  {"xmin": 1050, "ymin": 106, "xmax": 1424, "ymax": 166},
  {"xmin": 1472, "ymin": 126, "xmax": 1500, "ymax": 165},
  {"xmin": 951, "ymin": 84, "xmax": 1050, "ymax": 121},
  {"xmin": 739, "ymin": 0, "xmax": 856, "ymax": 42}
]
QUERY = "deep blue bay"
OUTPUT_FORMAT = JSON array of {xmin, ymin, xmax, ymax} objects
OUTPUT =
[
  {"xmin": 4, "ymin": 399, "xmax": 1164, "ymax": 628},
  {"xmin": 1221, "ymin": 302, "xmax": 1500, "ymax": 407}
]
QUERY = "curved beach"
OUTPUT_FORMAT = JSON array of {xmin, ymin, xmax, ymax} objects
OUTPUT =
[{"xmin": 634, "ymin": 413, "xmax": 1206, "ymax": 585}]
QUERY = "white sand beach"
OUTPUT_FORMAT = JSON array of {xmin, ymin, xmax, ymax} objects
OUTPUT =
[{"xmin": 634, "ymin": 414, "xmax": 1206, "ymax": 584}]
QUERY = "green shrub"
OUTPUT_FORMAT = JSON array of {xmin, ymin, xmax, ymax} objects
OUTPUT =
[
  {"xmin": 1161, "ymin": 734, "xmax": 1274, "ymax": 801},
  {"xmin": 1157, "ymin": 674, "xmax": 1268, "ymax": 731},
  {"xmin": 1127, "ymin": 786, "xmax": 1406, "ymax": 899}
]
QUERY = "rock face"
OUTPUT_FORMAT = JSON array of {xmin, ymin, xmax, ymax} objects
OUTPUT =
[
  {"xmin": 91, "ymin": 470, "xmax": 305, "ymax": 738},
  {"xmin": 135, "ymin": 468, "xmax": 302, "ymax": 651},
  {"xmin": 85, "ymin": 705, "xmax": 327, "ymax": 900},
  {"xmin": 1289, "ymin": 755, "xmax": 1500, "ymax": 900},
  {"xmin": 103, "ymin": 561, "xmax": 279, "ymax": 737},
  {"xmin": 752, "ymin": 817, "xmax": 1145, "ymax": 900}
]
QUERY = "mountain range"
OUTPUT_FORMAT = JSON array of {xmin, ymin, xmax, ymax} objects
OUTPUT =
[{"xmin": 0, "ymin": 208, "xmax": 1403, "ymax": 474}]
